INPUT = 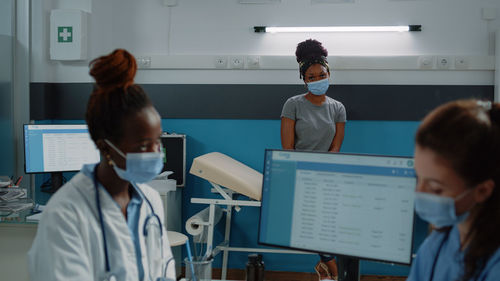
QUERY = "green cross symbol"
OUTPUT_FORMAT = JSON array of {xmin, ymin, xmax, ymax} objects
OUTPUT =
[{"xmin": 58, "ymin": 26, "xmax": 73, "ymax": 43}]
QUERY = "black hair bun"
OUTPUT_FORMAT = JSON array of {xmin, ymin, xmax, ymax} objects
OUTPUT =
[
  {"xmin": 89, "ymin": 49, "xmax": 137, "ymax": 92},
  {"xmin": 295, "ymin": 39, "xmax": 328, "ymax": 63}
]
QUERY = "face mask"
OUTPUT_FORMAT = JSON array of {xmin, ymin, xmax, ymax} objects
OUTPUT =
[
  {"xmin": 414, "ymin": 189, "xmax": 472, "ymax": 228},
  {"xmin": 104, "ymin": 139, "xmax": 164, "ymax": 183},
  {"xmin": 307, "ymin": 78, "xmax": 330, "ymax": 96}
]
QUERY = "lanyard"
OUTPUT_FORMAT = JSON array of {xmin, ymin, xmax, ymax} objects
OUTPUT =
[{"xmin": 429, "ymin": 230, "xmax": 451, "ymax": 281}]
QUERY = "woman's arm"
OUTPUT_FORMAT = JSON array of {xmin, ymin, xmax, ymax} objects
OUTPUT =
[
  {"xmin": 329, "ymin": 122, "xmax": 345, "ymax": 152},
  {"xmin": 281, "ymin": 117, "xmax": 296, "ymax": 150}
]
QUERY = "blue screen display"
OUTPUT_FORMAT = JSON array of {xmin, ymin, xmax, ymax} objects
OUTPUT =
[
  {"xmin": 24, "ymin": 124, "xmax": 100, "ymax": 173},
  {"xmin": 259, "ymin": 150, "xmax": 416, "ymax": 265}
]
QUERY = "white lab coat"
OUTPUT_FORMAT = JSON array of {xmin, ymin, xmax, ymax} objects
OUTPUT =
[{"xmin": 28, "ymin": 167, "xmax": 176, "ymax": 281}]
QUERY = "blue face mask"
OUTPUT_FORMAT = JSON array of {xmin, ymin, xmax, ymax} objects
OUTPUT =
[
  {"xmin": 414, "ymin": 189, "xmax": 472, "ymax": 228},
  {"xmin": 307, "ymin": 78, "xmax": 330, "ymax": 96},
  {"xmin": 104, "ymin": 139, "xmax": 164, "ymax": 183}
]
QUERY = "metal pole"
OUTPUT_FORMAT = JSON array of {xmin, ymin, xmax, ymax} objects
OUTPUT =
[
  {"xmin": 207, "ymin": 203, "xmax": 215, "ymax": 258},
  {"xmin": 221, "ymin": 205, "xmax": 232, "ymax": 280}
]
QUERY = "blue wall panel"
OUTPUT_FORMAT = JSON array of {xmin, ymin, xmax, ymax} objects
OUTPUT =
[
  {"xmin": 342, "ymin": 121, "xmax": 419, "ymax": 156},
  {"xmin": 163, "ymin": 119, "xmax": 427, "ymax": 275}
]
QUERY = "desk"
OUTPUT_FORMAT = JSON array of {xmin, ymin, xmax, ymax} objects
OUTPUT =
[
  {"xmin": 168, "ymin": 230, "xmax": 188, "ymax": 246},
  {"xmin": 0, "ymin": 187, "xmax": 184, "ymax": 281},
  {"xmin": 0, "ymin": 223, "xmax": 37, "ymax": 281}
]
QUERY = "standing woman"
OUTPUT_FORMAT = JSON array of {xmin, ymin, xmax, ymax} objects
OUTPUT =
[
  {"xmin": 409, "ymin": 99, "xmax": 500, "ymax": 280},
  {"xmin": 280, "ymin": 39, "xmax": 346, "ymax": 280},
  {"xmin": 281, "ymin": 39, "xmax": 346, "ymax": 152},
  {"xmin": 28, "ymin": 49, "xmax": 176, "ymax": 281}
]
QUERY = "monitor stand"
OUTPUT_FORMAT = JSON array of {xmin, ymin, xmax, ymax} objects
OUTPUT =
[
  {"xmin": 338, "ymin": 257, "xmax": 360, "ymax": 281},
  {"xmin": 44, "ymin": 172, "xmax": 64, "ymax": 193}
]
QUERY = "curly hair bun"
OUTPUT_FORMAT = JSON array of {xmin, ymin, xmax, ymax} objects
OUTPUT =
[
  {"xmin": 295, "ymin": 39, "xmax": 328, "ymax": 63},
  {"xmin": 89, "ymin": 49, "xmax": 137, "ymax": 91}
]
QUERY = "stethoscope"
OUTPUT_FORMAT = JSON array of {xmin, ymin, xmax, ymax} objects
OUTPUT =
[{"xmin": 93, "ymin": 166, "xmax": 173, "ymax": 281}]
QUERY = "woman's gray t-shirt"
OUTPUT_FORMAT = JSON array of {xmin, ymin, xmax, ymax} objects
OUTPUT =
[{"xmin": 281, "ymin": 94, "xmax": 346, "ymax": 151}]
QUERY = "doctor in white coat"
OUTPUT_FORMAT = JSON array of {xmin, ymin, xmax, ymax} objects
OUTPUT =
[{"xmin": 28, "ymin": 49, "xmax": 176, "ymax": 281}]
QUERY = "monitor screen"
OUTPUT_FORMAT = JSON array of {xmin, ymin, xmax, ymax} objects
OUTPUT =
[
  {"xmin": 259, "ymin": 149, "xmax": 416, "ymax": 265},
  {"xmin": 24, "ymin": 124, "xmax": 100, "ymax": 173}
]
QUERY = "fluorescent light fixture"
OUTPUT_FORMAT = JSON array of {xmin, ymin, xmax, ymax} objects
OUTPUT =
[{"xmin": 254, "ymin": 25, "xmax": 421, "ymax": 33}]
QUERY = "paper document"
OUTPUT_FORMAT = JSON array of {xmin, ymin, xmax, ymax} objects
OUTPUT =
[
  {"xmin": 0, "ymin": 188, "xmax": 27, "ymax": 201},
  {"xmin": 26, "ymin": 204, "xmax": 46, "ymax": 222},
  {"xmin": 0, "ymin": 177, "xmax": 11, "ymax": 188},
  {"xmin": 0, "ymin": 201, "xmax": 33, "ymax": 213},
  {"xmin": 26, "ymin": 212, "xmax": 43, "ymax": 222}
]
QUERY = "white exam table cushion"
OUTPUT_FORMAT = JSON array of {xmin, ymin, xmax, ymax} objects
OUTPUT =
[{"xmin": 189, "ymin": 152, "xmax": 263, "ymax": 201}]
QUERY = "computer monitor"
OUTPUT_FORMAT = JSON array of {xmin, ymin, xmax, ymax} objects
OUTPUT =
[
  {"xmin": 259, "ymin": 150, "xmax": 416, "ymax": 281},
  {"xmin": 24, "ymin": 124, "xmax": 101, "ymax": 191}
]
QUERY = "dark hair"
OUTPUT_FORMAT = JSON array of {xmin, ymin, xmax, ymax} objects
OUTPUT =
[
  {"xmin": 86, "ymin": 49, "xmax": 152, "ymax": 144},
  {"xmin": 295, "ymin": 39, "xmax": 330, "ymax": 79},
  {"xmin": 416, "ymin": 99, "xmax": 500, "ymax": 281}
]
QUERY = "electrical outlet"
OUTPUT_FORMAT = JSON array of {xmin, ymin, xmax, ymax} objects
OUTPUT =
[
  {"xmin": 436, "ymin": 56, "xmax": 451, "ymax": 69},
  {"xmin": 418, "ymin": 56, "xmax": 434, "ymax": 69},
  {"xmin": 136, "ymin": 56, "xmax": 151, "ymax": 68},
  {"xmin": 455, "ymin": 56, "xmax": 468, "ymax": 69},
  {"xmin": 229, "ymin": 56, "xmax": 245, "ymax": 69},
  {"xmin": 214, "ymin": 56, "xmax": 227, "ymax": 69},
  {"xmin": 246, "ymin": 55, "xmax": 260, "ymax": 69}
]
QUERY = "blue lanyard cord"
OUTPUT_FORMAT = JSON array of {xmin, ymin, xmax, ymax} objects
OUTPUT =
[
  {"xmin": 429, "ymin": 230, "xmax": 451, "ymax": 281},
  {"xmin": 93, "ymin": 166, "xmax": 111, "ymax": 272}
]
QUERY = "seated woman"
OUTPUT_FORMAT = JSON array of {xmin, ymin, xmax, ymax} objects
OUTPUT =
[
  {"xmin": 28, "ymin": 49, "xmax": 176, "ymax": 281},
  {"xmin": 409, "ymin": 99, "xmax": 500, "ymax": 280}
]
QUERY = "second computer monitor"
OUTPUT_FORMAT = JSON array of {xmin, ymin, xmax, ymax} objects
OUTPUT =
[
  {"xmin": 24, "ymin": 124, "xmax": 101, "ymax": 191},
  {"xmin": 259, "ymin": 149, "xmax": 416, "ymax": 265},
  {"xmin": 24, "ymin": 124, "xmax": 100, "ymax": 173}
]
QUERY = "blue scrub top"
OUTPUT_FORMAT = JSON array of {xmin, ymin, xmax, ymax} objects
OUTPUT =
[
  {"xmin": 408, "ymin": 225, "xmax": 500, "ymax": 281},
  {"xmin": 82, "ymin": 164, "xmax": 145, "ymax": 281}
]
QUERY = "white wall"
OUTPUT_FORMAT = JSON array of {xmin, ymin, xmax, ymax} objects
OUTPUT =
[
  {"xmin": 31, "ymin": 0, "xmax": 500, "ymax": 84},
  {"xmin": 0, "ymin": 0, "xmax": 13, "ymax": 36}
]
